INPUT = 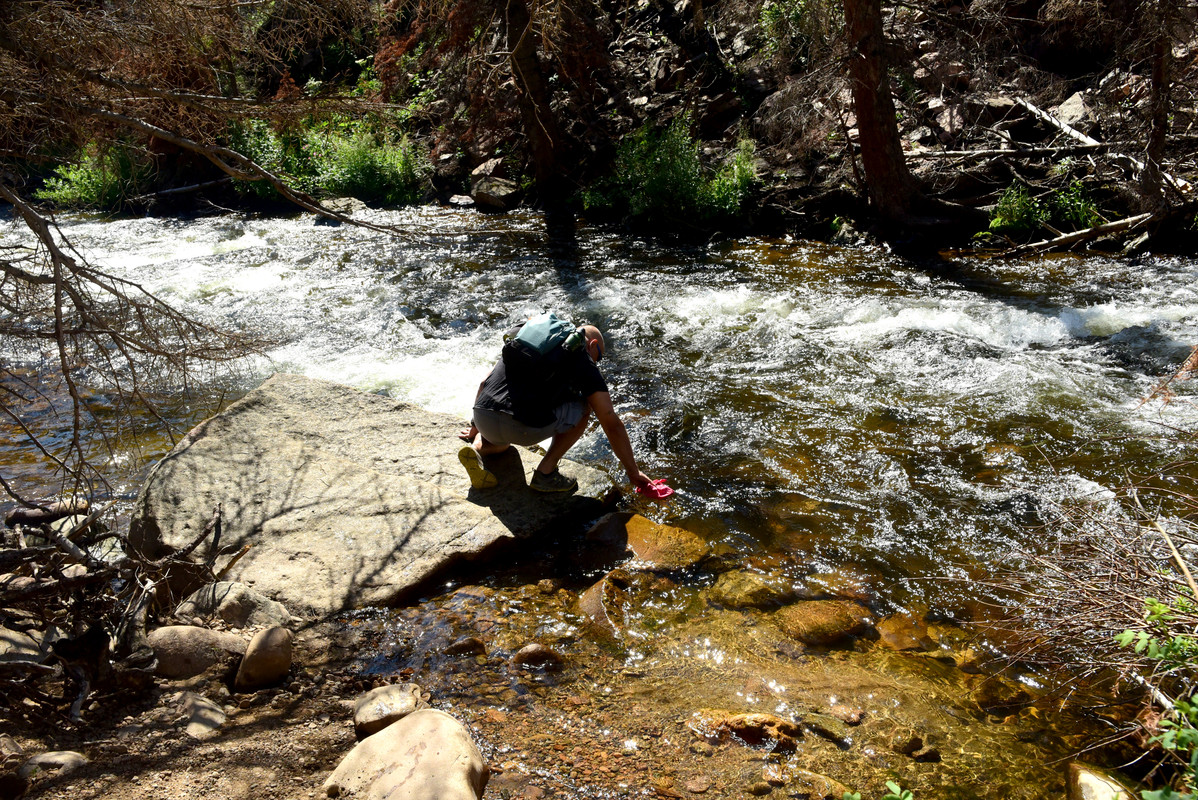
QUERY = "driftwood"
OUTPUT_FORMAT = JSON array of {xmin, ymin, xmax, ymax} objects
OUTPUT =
[
  {"xmin": 132, "ymin": 177, "xmax": 232, "ymax": 202},
  {"xmin": 0, "ymin": 502, "xmax": 227, "ymax": 721},
  {"xmin": 4, "ymin": 499, "xmax": 90, "ymax": 528},
  {"xmin": 907, "ymin": 143, "xmax": 1124, "ymax": 159},
  {"xmin": 1014, "ymin": 97, "xmax": 1192, "ymax": 196},
  {"xmin": 1007, "ymin": 212, "xmax": 1155, "ymax": 256}
]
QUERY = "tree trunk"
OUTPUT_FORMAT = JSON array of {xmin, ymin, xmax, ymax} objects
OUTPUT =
[
  {"xmin": 842, "ymin": 0, "xmax": 921, "ymax": 222},
  {"xmin": 506, "ymin": 0, "xmax": 567, "ymax": 205},
  {"xmin": 1139, "ymin": 0, "xmax": 1171, "ymax": 213}
]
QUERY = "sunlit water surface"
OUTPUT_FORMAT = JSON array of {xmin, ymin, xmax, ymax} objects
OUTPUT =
[
  {"xmin": 6, "ymin": 205, "xmax": 1198, "ymax": 795},
  {"xmin": 3, "ymin": 205, "xmax": 1197, "ymax": 618}
]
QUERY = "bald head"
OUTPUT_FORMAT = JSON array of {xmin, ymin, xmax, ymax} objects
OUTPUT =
[{"xmin": 581, "ymin": 325, "xmax": 605, "ymax": 363}]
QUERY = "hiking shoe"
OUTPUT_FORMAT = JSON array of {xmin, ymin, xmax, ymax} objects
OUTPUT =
[
  {"xmin": 459, "ymin": 444, "xmax": 497, "ymax": 489},
  {"xmin": 530, "ymin": 468, "xmax": 578, "ymax": 494}
]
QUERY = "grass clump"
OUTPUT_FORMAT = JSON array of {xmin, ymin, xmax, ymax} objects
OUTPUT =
[
  {"xmin": 583, "ymin": 115, "xmax": 757, "ymax": 228},
  {"xmin": 35, "ymin": 145, "xmax": 150, "ymax": 210},
  {"xmin": 988, "ymin": 182, "xmax": 1049, "ymax": 236}
]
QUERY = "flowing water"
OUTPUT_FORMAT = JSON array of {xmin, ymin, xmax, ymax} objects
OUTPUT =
[{"xmin": 3, "ymin": 205, "xmax": 1197, "ymax": 796}]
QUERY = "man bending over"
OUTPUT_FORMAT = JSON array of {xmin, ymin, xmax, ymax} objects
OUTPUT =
[{"xmin": 459, "ymin": 323, "xmax": 654, "ymax": 494}]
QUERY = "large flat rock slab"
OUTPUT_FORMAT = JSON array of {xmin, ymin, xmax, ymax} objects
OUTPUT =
[{"xmin": 129, "ymin": 373, "xmax": 609, "ymax": 618}]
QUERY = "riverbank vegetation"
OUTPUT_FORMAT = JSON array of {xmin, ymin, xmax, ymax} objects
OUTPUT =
[{"xmin": 2, "ymin": 0, "xmax": 1195, "ymax": 247}]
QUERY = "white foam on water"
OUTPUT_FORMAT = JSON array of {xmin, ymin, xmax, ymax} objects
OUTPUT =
[{"xmin": 1057, "ymin": 302, "xmax": 1198, "ymax": 339}]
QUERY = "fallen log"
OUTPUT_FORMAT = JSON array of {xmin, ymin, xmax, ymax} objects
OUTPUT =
[
  {"xmin": 1006, "ymin": 212, "xmax": 1155, "ymax": 256},
  {"xmin": 907, "ymin": 143, "xmax": 1124, "ymax": 159},
  {"xmin": 4, "ymin": 500, "xmax": 89, "ymax": 528},
  {"xmin": 1014, "ymin": 97, "xmax": 1192, "ymax": 196}
]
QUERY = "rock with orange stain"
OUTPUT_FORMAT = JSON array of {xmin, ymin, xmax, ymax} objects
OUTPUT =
[{"xmin": 585, "ymin": 512, "xmax": 709, "ymax": 570}]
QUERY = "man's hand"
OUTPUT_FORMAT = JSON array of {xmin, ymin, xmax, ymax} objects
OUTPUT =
[
  {"xmin": 459, "ymin": 424, "xmax": 478, "ymax": 443},
  {"xmin": 627, "ymin": 469, "xmax": 653, "ymax": 491}
]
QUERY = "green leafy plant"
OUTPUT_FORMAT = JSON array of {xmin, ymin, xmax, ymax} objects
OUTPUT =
[
  {"xmin": 1051, "ymin": 180, "xmax": 1100, "ymax": 230},
  {"xmin": 989, "ymin": 182, "xmax": 1049, "ymax": 235},
  {"xmin": 35, "ymin": 145, "xmax": 150, "ymax": 210},
  {"xmin": 583, "ymin": 115, "xmax": 757, "ymax": 227},
  {"xmin": 1117, "ymin": 597, "xmax": 1198, "ymax": 799},
  {"xmin": 310, "ymin": 130, "xmax": 429, "ymax": 206},
  {"xmin": 841, "ymin": 782, "xmax": 914, "ymax": 800}
]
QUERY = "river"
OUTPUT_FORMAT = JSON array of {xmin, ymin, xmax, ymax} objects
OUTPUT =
[{"xmin": 3, "ymin": 205, "xmax": 1197, "ymax": 797}]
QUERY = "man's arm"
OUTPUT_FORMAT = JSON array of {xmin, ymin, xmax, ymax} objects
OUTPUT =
[{"xmin": 587, "ymin": 390, "xmax": 652, "ymax": 490}]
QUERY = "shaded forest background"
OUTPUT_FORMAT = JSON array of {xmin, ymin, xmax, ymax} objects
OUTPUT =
[{"xmin": 0, "ymin": 0, "xmax": 1195, "ymax": 248}]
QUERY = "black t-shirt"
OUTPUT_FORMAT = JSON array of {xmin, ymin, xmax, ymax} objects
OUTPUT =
[{"xmin": 475, "ymin": 345, "xmax": 608, "ymax": 427}]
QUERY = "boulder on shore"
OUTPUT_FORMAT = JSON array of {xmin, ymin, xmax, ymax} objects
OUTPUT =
[
  {"xmin": 323, "ymin": 708, "xmax": 488, "ymax": 800},
  {"xmin": 175, "ymin": 581, "xmax": 292, "ymax": 629},
  {"xmin": 234, "ymin": 626, "xmax": 292, "ymax": 691},
  {"xmin": 147, "ymin": 625, "xmax": 246, "ymax": 679},
  {"xmin": 129, "ymin": 373, "xmax": 608, "ymax": 618}
]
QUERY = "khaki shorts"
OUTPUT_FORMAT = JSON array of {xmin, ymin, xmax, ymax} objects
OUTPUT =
[{"xmin": 472, "ymin": 401, "xmax": 585, "ymax": 447}]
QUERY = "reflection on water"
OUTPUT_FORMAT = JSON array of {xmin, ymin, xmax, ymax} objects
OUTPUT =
[{"xmin": 2, "ymin": 206, "xmax": 1196, "ymax": 617}]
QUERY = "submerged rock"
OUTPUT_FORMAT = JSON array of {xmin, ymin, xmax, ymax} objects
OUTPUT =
[
  {"xmin": 579, "ymin": 571, "xmax": 631, "ymax": 641},
  {"xmin": 875, "ymin": 613, "xmax": 937, "ymax": 651},
  {"xmin": 788, "ymin": 768, "xmax": 852, "ymax": 800},
  {"xmin": 774, "ymin": 600, "xmax": 872, "ymax": 646},
  {"xmin": 512, "ymin": 643, "xmax": 565, "ymax": 672},
  {"xmin": 968, "ymin": 673, "xmax": 1032, "ymax": 714},
  {"xmin": 1066, "ymin": 762, "xmax": 1134, "ymax": 800},
  {"xmin": 129, "ymin": 373, "xmax": 607, "ymax": 618},
  {"xmin": 323, "ymin": 708, "xmax": 488, "ymax": 800},
  {"xmin": 586, "ymin": 512, "xmax": 710, "ymax": 570},
  {"xmin": 708, "ymin": 570, "xmax": 797, "ymax": 609},
  {"xmin": 690, "ymin": 709, "xmax": 802, "ymax": 752}
]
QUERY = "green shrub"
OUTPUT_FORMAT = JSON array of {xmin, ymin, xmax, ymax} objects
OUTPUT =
[
  {"xmin": 1051, "ymin": 180, "xmax": 1100, "ymax": 230},
  {"xmin": 989, "ymin": 182, "xmax": 1049, "ymax": 236},
  {"xmin": 35, "ymin": 146, "xmax": 149, "ymax": 210},
  {"xmin": 701, "ymin": 137, "xmax": 758, "ymax": 219},
  {"xmin": 226, "ymin": 117, "xmax": 427, "ymax": 206},
  {"xmin": 226, "ymin": 120, "xmax": 319, "ymax": 199},
  {"xmin": 310, "ymin": 130, "xmax": 428, "ymax": 206},
  {"xmin": 584, "ymin": 115, "xmax": 757, "ymax": 227},
  {"xmin": 760, "ymin": 0, "xmax": 840, "ymax": 67},
  {"xmin": 1118, "ymin": 599, "xmax": 1198, "ymax": 800}
]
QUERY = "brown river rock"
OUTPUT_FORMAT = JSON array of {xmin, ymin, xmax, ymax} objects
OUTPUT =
[
  {"xmin": 585, "ymin": 512, "xmax": 710, "ymax": 570},
  {"xmin": 773, "ymin": 599, "xmax": 873, "ymax": 646}
]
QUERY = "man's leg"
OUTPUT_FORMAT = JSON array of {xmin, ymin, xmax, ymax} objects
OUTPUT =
[
  {"xmin": 473, "ymin": 433, "xmax": 511, "ymax": 457},
  {"xmin": 535, "ymin": 405, "xmax": 591, "ymax": 475}
]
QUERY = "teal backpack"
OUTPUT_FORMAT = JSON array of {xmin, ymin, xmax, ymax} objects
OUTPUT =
[{"xmin": 502, "ymin": 312, "xmax": 586, "ymax": 379}]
